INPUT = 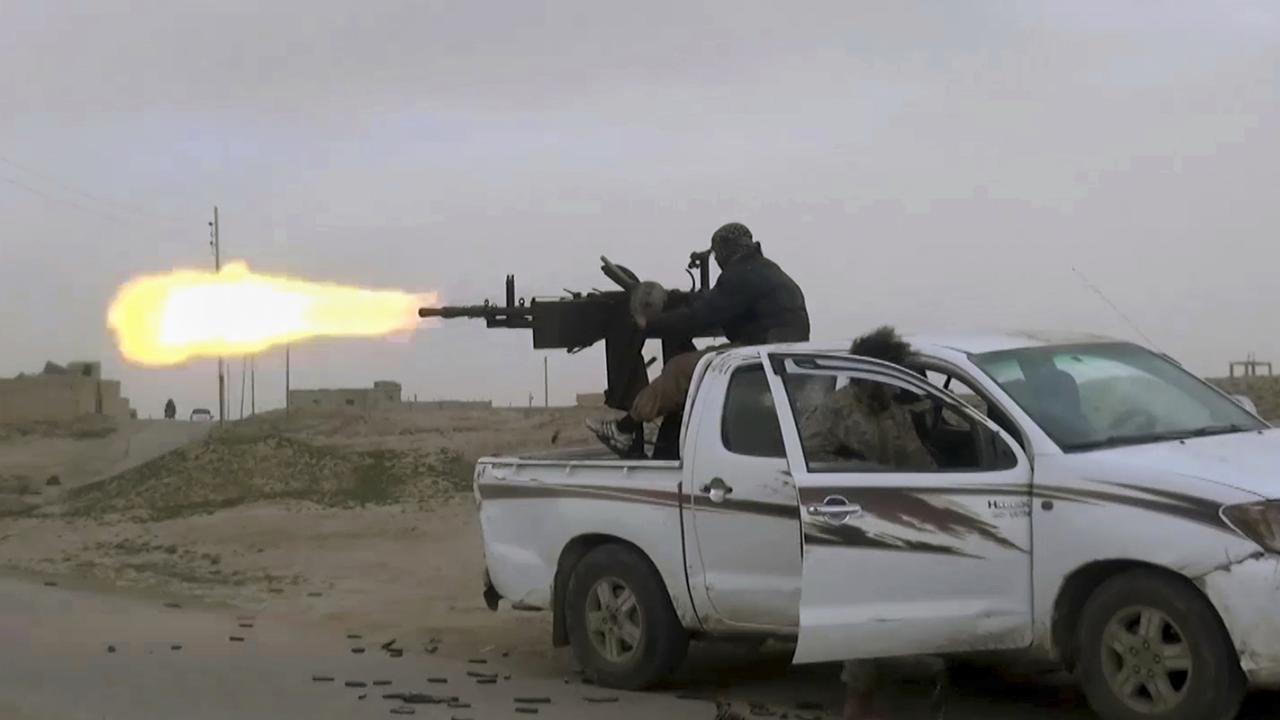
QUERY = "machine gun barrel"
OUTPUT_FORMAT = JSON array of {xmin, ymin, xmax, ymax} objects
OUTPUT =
[
  {"xmin": 417, "ymin": 305, "xmax": 527, "ymax": 320},
  {"xmin": 416, "ymin": 258, "xmax": 714, "ymax": 416},
  {"xmin": 417, "ymin": 302, "xmax": 536, "ymax": 332},
  {"xmin": 420, "ymin": 275, "xmax": 533, "ymax": 325}
]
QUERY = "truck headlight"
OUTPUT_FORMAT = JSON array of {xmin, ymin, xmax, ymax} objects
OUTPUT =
[{"xmin": 1223, "ymin": 501, "xmax": 1280, "ymax": 553}]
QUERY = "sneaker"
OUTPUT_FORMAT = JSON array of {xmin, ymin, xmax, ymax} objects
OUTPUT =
[
  {"xmin": 585, "ymin": 418, "xmax": 643, "ymax": 459},
  {"xmin": 714, "ymin": 703, "xmax": 748, "ymax": 720}
]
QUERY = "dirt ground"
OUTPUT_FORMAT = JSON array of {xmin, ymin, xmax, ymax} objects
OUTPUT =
[
  {"xmin": 0, "ymin": 405, "xmax": 605, "ymax": 673},
  {"xmin": 0, "ymin": 499, "xmax": 557, "ymax": 664},
  {"xmin": 4, "ymin": 404, "xmax": 1278, "ymax": 719},
  {"xmin": 0, "ymin": 405, "xmax": 851, "ymax": 714},
  {"xmin": 0, "ymin": 416, "xmax": 211, "ymax": 515}
]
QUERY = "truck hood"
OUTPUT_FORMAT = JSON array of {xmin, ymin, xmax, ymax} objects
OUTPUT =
[{"xmin": 1090, "ymin": 429, "xmax": 1280, "ymax": 499}]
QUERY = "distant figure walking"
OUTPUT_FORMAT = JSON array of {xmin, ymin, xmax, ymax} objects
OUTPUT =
[{"xmin": 164, "ymin": 398, "xmax": 176, "ymax": 420}]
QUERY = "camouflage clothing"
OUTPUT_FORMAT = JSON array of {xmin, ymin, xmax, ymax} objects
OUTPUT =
[
  {"xmin": 798, "ymin": 384, "xmax": 937, "ymax": 470},
  {"xmin": 843, "ymin": 657, "xmax": 949, "ymax": 718}
]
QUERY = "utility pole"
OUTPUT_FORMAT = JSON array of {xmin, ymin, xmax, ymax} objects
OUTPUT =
[
  {"xmin": 250, "ymin": 356, "xmax": 256, "ymax": 416},
  {"xmin": 543, "ymin": 356, "xmax": 549, "ymax": 407},
  {"xmin": 239, "ymin": 356, "xmax": 247, "ymax": 419},
  {"xmin": 285, "ymin": 344, "xmax": 291, "ymax": 417},
  {"xmin": 209, "ymin": 206, "xmax": 224, "ymax": 426}
]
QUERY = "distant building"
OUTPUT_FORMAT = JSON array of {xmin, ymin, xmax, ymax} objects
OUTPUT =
[
  {"xmin": 408, "ymin": 400, "xmax": 494, "ymax": 410},
  {"xmin": 0, "ymin": 360, "xmax": 134, "ymax": 423},
  {"xmin": 287, "ymin": 381, "xmax": 502, "ymax": 412},
  {"xmin": 288, "ymin": 380, "xmax": 402, "ymax": 411},
  {"xmin": 575, "ymin": 392, "xmax": 606, "ymax": 407}
]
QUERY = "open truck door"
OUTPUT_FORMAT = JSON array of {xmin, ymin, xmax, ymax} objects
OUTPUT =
[{"xmin": 761, "ymin": 351, "xmax": 1035, "ymax": 663}]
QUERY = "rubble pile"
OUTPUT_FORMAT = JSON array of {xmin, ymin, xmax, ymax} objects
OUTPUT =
[{"xmin": 64, "ymin": 434, "xmax": 471, "ymax": 520}]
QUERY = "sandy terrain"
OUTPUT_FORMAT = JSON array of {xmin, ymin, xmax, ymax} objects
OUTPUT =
[
  {"xmin": 4, "ymin": 403, "xmax": 1278, "ymax": 718},
  {"xmin": 0, "ymin": 500, "xmax": 566, "ymax": 673},
  {"xmin": 0, "ymin": 405, "xmax": 848, "ymax": 714},
  {"xmin": 0, "ymin": 575, "xmax": 736, "ymax": 720},
  {"xmin": 0, "ymin": 499, "xmax": 555, "ymax": 662},
  {"xmin": 0, "ymin": 416, "xmax": 211, "ymax": 515},
  {"xmin": 0, "ymin": 405, "xmax": 604, "ymax": 672}
]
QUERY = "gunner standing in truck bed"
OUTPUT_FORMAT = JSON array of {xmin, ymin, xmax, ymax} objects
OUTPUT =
[{"xmin": 587, "ymin": 221, "xmax": 810, "ymax": 457}]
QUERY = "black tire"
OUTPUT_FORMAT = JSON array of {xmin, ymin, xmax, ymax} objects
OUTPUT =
[
  {"xmin": 565, "ymin": 543, "xmax": 688, "ymax": 689},
  {"xmin": 1077, "ymin": 569, "xmax": 1245, "ymax": 720}
]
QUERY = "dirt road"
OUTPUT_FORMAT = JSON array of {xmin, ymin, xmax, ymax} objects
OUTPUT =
[
  {"xmin": 6, "ymin": 572, "xmax": 1277, "ymax": 719},
  {"xmin": 0, "ymin": 574, "xmax": 717, "ymax": 720}
]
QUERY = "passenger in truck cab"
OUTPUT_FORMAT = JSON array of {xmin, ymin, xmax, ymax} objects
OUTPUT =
[
  {"xmin": 587, "ymin": 221, "xmax": 810, "ymax": 458},
  {"xmin": 795, "ymin": 326, "xmax": 949, "ymax": 720},
  {"xmin": 798, "ymin": 326, "xmax": 937, "ymax": 471}
]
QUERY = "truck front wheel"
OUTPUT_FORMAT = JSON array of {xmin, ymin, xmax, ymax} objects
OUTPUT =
[
  {"xmin": 565, "ymin": 543, "xmax": 688, "ymax": 689},
  {"xmin": 1076, "ymin": 569, "xmax": 1245, "ymax": 720}
]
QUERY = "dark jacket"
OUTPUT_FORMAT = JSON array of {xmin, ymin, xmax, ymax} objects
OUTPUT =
[{"xmin": 647, "ymin": 246, "xmax": 810, "ymax": 345}]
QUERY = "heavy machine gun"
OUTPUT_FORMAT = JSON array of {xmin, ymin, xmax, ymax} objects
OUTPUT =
[{"xmin": 418, "ymin": 252, "xmax": 718, "ymax": 456}]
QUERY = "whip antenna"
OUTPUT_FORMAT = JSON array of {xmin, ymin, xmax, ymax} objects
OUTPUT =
[{"xmin": 1071, "ymin": 266, "xmax": 1160, "ymax": 350}]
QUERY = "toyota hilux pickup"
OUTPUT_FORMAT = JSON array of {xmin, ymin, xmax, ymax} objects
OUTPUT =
[{"xmin": 475, "ymin": 332, "xmax": 1280, "ymax": 720}]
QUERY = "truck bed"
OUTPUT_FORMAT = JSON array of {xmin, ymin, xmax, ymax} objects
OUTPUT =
[
  {"xmin": 499, "ymin": 446, "xmax": 647, "ymax": 462},
  {"xmin": 474, "ymin": 452, "xmax": 694, "ymax": 624}
]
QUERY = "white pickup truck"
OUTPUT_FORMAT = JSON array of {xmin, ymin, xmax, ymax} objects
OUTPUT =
[{"xmin": 475, "ymin": 332, "xmax": 1280, "ymax": 720}]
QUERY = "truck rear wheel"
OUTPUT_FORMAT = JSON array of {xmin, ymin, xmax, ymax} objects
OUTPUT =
[
  {"xmin": 565, "ymin": 543, "xmax": 688, "ymax": 689},
  {"xmin": 1076, "ymin": 569, "xmax": 1245, "ymax": 720}
]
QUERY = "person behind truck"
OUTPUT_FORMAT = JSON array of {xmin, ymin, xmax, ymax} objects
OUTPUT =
[{"xmin": 586, "ymin": 221, "xmax": 810, "ymax": 457}]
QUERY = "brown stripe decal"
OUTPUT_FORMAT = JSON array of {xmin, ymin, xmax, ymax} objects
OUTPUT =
[
  {"xmin": 692, "ymin": 496, "xmax": 799, "ymax": 521},
  {"xmin": 1036, "ymin": 483, "xmax": 1231, "ymax": 533},
  {"xmin": 478, "ymin": 482, "xmax": 796, "ymax": 521},
  {"xmin": 477, "ymin": 482, "xmax": 680, "ymax": 508},
  {"xmin": 1100, "ymin": 481, "xmax": 1228, "ymax": 521},
  {"xmin": 480, "ymin": 479, "xmax": 1236, "ymax": 556},
  {"xmin": 804, "ymin": 521, "xmax": 979, "ymax": 558},
  {"xmin": 799, "ymin": 485, "xmax": 1028, "ymax": 554},
  {"xmin": 799, "ymin": 485, "xmax": 1028, "ymax": 502}
]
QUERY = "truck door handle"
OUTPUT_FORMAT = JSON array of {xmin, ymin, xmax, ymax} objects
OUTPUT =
[
  {"xmin": 699, "ymin": 477, "xmax": 733, "ymax": 504},
  {"xmin": 807, "ymin": 496, "xmax": 863, "ymax": 524}
]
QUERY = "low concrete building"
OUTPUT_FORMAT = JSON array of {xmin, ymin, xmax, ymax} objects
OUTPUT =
[
  {"xmin": 575, "ymin": 392, "xmax": 606, "ymax": 407},
  {"xmin": 408, "ymin": 400, "xmax": 494, "ymax": 410},
  {"xmin": 0, "ymin": 360, "xmax": 134, "ymax": 423},
  {"xmin": 288, "ymin": 380, "xmax": 402, "ymax": 411}
]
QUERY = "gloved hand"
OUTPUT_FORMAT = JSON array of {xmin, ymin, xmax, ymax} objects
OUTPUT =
[{"xmin": 629, "ymin": 281, "xmax": 667, "ymax": 330}]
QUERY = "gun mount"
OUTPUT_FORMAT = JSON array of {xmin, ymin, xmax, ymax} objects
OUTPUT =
[{"xmin": 419, "ymin": 254, "xmax": 716, "ymax": 419}]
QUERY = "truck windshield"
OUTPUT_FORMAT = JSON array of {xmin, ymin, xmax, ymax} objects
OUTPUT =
[{"xmin": 972, "ymin": 342, "xmax": 1266, "ymax": 452}]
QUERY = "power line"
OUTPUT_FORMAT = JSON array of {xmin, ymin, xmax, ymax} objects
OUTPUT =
[
  {"xmin": 1, "ymin": 174, "xmax": 143, "ymax": 225},
  {"xmin": 0, "ymin": 172, "xmax": 189, "ymax": 229},
  {"xmin": 0, "ymin": 154, "xmax": 191, "ymax": 225}
]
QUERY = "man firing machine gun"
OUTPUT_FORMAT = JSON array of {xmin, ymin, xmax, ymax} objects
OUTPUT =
[{"xmin": 419, "ymin": 222, "xmax": 810, "ymax": 459}]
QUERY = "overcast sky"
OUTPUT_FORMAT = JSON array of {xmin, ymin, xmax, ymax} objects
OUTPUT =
[{"xmin": 2, "ymin": 1, "xmax": 1279, "ymax": 417}]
